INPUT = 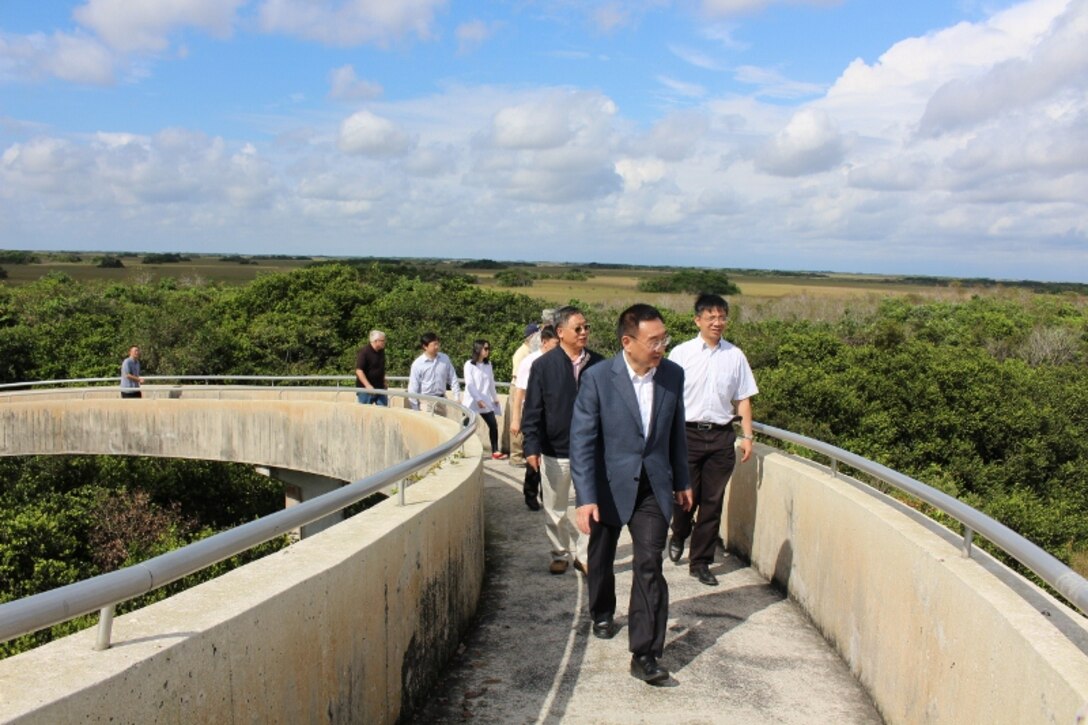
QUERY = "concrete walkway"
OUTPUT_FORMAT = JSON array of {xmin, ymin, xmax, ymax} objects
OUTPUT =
[{"xmin": 416, "ymin": 460, "xmax": 882, "ymax": 724}]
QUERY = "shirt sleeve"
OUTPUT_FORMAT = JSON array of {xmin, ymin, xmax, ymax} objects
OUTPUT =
[
  {"xmin": 407, "ymin": 358, "xmax": 422, "ymax": 410},
  {"xmin": 446, "ymin": 356, "xmax": 461, "ymax": 395}
]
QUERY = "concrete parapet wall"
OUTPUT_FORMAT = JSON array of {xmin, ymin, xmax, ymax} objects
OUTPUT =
[
  {"xmin": 0, "ymin": 396, "xmax": 444, "ymax": 481},
  {"xmin": 0, "ymin": 394, "xmax": 485, "ymax": 724},
  {"xmin": 725, "ymin": 447, "xmax": 1088, "ymax": 724}
]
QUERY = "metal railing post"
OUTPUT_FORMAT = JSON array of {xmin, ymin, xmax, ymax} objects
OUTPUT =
[
  {"xmin": 963, "ymin": 526, "xmax": 975, "ymax": 558},
  {"xmin": 94, "ymin": 605, "xmax": 115, "ymax": 651}
]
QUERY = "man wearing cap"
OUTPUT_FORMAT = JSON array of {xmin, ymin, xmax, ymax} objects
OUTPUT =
[{"xmin": 666, "ymin": 293, "xmax": 758, "ymax": 587}]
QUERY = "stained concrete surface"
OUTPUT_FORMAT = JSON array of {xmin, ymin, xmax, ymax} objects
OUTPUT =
[{"xmin": 415, "ymin": 460, "xmax": 883, "ymax": 724}]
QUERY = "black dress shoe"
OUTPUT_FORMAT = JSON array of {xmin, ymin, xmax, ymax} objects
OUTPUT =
[
  {"xmin": 524, "ymin": 494, "xmax": 541, "ymax": 511},
  {"xmin": 630, "ymin": 654, "xmax": 669, "ymax": 684},
  {"xmin": 591, "ymin": 616, "xmax": 615, "ymax": 639},
  {"xmin": 668, "ymin": 536, "xmax": 684, "ymax": 563},
  {"xmin": 690, "ymin": 563, "xmax": 719, "ymax": 586}
]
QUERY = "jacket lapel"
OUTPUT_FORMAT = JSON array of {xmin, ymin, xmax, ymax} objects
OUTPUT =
[
  {"xmin": 610, "ymin": 353, "xmax": 644, "ymax": 434},
  {"xmin": 646, "ymin": 365, "xmax": 669, "ymax": 448}
]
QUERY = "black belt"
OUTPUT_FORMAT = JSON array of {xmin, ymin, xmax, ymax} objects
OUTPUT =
[{"xmin": 685, "ymin": 421, "xmax": 730, "ymax": 431}]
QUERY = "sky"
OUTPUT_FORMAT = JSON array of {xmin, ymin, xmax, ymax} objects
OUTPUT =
[{"xmin": 1, "ymin": 0, "xmax": 1087, "ymax": 282}]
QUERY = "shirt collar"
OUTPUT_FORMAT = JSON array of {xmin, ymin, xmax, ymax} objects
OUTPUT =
[{"xmin": 622, "ymin": 352, "xmax": 656, "ymax": 382}]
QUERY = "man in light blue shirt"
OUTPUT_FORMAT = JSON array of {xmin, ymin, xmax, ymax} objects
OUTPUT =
[
  {"xmin": 120, "ymin": 345, "xmax": 143, "ymax": 399},
  {"xmin": 407, "ymin": 331, "xmax": 460, "ymax": 415}
]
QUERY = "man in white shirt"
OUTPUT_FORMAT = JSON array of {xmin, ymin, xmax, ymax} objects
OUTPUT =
[
  {"xmin": 510, "ymin": 325, "xmax": 558, "ymax": 510},
  {"xmin": 667, "ymin": 293, "xmax": 758, "ymax": 587},
  {"xmin": 407, "ymin": 331, "xmax": 461, "ymax": 416}
]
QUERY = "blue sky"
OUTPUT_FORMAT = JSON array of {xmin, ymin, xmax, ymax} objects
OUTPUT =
[{"xmin": 2, "ymin": 0, "xmax": 1086, "ymax": 282}]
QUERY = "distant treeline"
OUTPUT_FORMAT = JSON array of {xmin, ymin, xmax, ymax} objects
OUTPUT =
[{"xmin": 897, "ymin": 275, "xmax": 1088, "ymax": 295}]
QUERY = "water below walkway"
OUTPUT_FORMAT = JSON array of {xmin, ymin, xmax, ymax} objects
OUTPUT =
[{"xmin": 416, "ymin": 460, "xmax": 883, "ymax": 724}]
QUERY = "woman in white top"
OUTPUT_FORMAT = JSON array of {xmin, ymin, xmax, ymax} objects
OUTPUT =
[{"xmin": 462, "ymin": 339, "xmax": 506, "ymax": 459}]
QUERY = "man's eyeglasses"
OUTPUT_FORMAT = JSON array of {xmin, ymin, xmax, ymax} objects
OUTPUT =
[
  {"xmin": 568, "ymin": 324, "xmax": 591, "ymax": 334},
  {"xmin": 634, "ymin": 335, "xmax": 671, "ymax": 351}
]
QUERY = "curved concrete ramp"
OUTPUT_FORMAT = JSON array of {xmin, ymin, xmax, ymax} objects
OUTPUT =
[
  {"xmin": 418, "ymin": 462, "xmax": 881, "ymax": 723},
  {"xmin": 0, "ymin": 395, "xmax": 447, "ymax": 481}
]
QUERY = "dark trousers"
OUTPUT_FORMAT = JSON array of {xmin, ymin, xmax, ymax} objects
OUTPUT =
[
  {"xmin": 523, "ymin": 464, "xmax": 541, "ymax": 501},
  {"xmin": 671, "ymin": 428, "xmax": 736, "ymax": 567},
  {"xmin": 120, "ymin": 390, "xmax": 142, "ymax": 399},
  {"xmin": 587, "ymin": 475, "xmax": 670, "ymax": 658},
  {"xmin": 480, "ymin": 411, "xmax": 499, "ymax": 452}
]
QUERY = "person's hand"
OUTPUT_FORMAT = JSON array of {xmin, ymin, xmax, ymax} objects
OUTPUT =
[
  {"xmin": 478, "ymin": 401, "xmax": 487, "ymax": 410},
  {"xmin": 739, "ymin": 438, "xmax": 753, "ymax": 463},
  {"xmin": 510, "ymin": 422, "xmax": 521, "ymax": 436},
  {"xmin": 576, "ymin": 503, "xmax": 599, "ymax": 535},
  {"xmin": 526, "ymin": 454, "xmax": 539, "ymax": 471},
  {"xmin": 675, "ymin": 489, "xmax": 694, "ymax": 512}
]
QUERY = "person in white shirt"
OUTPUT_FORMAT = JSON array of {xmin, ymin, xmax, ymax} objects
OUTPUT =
[
  {"xmin": 462, "ymin": 339, "xmax": 506, "ymax": 459},
  {"xmin": 510, "ymin": 325, "xmax": 558, "ymax": 509},
  {"xmin": 407, "ymin": 332, "xmax": 460, "ymax": 416},
  {"xmin": 666, "ymin": 293, "xmax": 758, "ymax": 587}
]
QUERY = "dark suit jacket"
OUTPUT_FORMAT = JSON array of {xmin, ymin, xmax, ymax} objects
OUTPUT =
[
  {"xmin": 569, "ymin": 353, "xmax": 691, "ymax": 526},
  {"xmin": 521, "ymin": 345, "xmax": 604, "ymax": 459}
]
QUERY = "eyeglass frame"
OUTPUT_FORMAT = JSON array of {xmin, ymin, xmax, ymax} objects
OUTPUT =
[{"xmin": 628, "ymin": 334, "xmax": 671, "ymax": 351}]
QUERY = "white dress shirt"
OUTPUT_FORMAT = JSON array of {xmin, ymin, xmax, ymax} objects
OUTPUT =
[
  {"xmin": 623, "ymin": 352, "xmax": 656, "ymax": 437},
  {"xmin": 668, "ymin": 336, "xmax": 758, "ymax": 424}
]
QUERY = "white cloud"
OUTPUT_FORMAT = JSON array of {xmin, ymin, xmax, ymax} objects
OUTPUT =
[
  {"xmin": 656, "ymin": 75, "xmax": 707, "ymax": 99},
  {"xmin": 734, "ymin": 65, "xmax": 825, "ymax": 99},
  {"xmin": 918, "ymin": 0, "xmax": 1088, "ymax": 136},
  {"xmin": 338, "ymin": 110, "xmax": 416, "ymax": 156},
  {"xmin": 615, "ymin": 157, "xmax": 668, "ymax": 191},
  {"xmin": 74, "ymin": 0, "xmax": 243, "ymax": 53},
  {"xmin": 593, "ymin": 3, "xmax": 630, "ymax": 32},
  {"xmin": 456, "ymin": 20, "xmax": 501, "ymax": 54},
  {"xmin": 0, "ymin": 31, "xmax": 116, "ymax": 85},
  {"xmin": 257, "ymin": 0, "xmax": 447, "ymax": 46},
  {"xmin": 328, "ymin": 65, "xmax": 383, "ymax": 101},
  {"xmin": 669, "ymin": 44, "xmax": 724, "ymax": 71},
  {"xmin": 754, "ymin": 108, "xmax": 845, "ymax": 176},
  {"xmin": 490, "ymin": 98, "xmax": 579, "ymax": 149},
  {"xmin": 699, "ymin": 0, "xmax": 839, "ymax": 18}
]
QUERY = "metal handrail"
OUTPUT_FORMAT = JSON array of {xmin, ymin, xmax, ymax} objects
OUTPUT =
[
  {"xmin": 752, "ymin": 421, "xmax": 1088, "ymax": 616},
  {"xmin": 0, "ymin": 383, "xmax": 479, "ymax": 646},
  {"xmin": 0, "ymin": 375, "xmax": 511, "ymax": 391}
]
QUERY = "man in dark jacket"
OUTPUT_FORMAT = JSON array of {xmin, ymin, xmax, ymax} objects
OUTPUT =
[
  {"xmin": 521, "ymin": 306, "xmax": 605, "ymax": 575},
  {"xmin": 571, "ymin": 304, "xmax": 692, "ymax": 684}
]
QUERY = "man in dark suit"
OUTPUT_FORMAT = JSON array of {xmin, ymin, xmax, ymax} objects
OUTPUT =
[
  {"xmin": 570, "ymin": 304, "xmax": 693, "ymax": 685},
  {"xmin": 522, "ymin": 306, "xmax": 605, "ymax": 575}
]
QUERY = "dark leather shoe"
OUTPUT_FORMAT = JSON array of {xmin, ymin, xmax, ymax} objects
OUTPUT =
[
  {"xmin": 690, "ymin": 563, "xmax": 718, "ymax": 586},
  {"xmin": 630, "ymin": 654, "xmax": 669, "ymax": 684},
  {"xmin": 668, "ymin": 536, "xmax": 684, "ymax": 563},
  {"xmin": 573, "ymin": 559, "xmax": 588, "ymax": 576},
  {"xmin": 524, "ymin": 494, "xmax": 541, "ymax": 511},
  {"xmin": 591, "ymin": 616, "xmax": 615, "ymax": 640}
]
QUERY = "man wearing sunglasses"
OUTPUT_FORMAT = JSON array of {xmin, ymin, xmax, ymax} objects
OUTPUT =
[{"xmin": 521, "ymin": 306, "xmax": 604, "ymax": 576}]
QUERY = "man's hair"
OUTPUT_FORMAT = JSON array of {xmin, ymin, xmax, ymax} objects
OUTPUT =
[
  {"xmin": 469, "ymin": 339, "xmax": 490, "ymax": 365},
  {"xmin": 419, "ymin": 331, "xmax": 439, "ymax": 349},
  {"xmin": 616, "ymin": 303, "xmax": 664, "ymax": 342},
  {"xmin": 554, "ymin": 306, "xmax": 583, "ymax": 329},
  {"xmin": 694, "ymin": 293, "xmax": 729, "ymax": 316},
  {"xmin": 539, "ymin": 324, "xmax": 557, "ymax": 343},
  {"xmin": 369, "ymin": 329, "xmax": 386, "ymax": 343}
]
